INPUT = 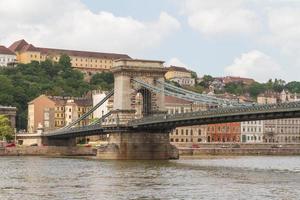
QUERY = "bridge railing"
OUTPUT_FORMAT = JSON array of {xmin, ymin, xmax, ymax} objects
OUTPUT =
[{"xmin": 129, "ymin": 101, "xmax": 300, "ymax": 126}]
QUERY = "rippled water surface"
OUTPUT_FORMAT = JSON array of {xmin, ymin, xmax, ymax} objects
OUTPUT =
[{"xmin": 0, "ymin": 156, "xmax": 300, "ymax": 200}]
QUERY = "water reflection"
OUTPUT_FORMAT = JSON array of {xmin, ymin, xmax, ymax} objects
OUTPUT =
[{"xmin": 0, "ymin": 156, "xmax": 300, "ymax": 200}]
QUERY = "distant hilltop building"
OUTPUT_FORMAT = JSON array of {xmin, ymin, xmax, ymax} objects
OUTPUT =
[
  {"xmin": 257, "ymin": 89, "xmax": 300, "ymax": 104},
  {"xmin": 165, "ymin": 65, "xmax": 195, "ymax": 86},
  {"xmin": 0, "ymin": 45, "xmax": 17, "ymax": 67},
  {"xmin": 9, "ymin": 39, "xmax": 131, "ymax": 77},
  {"xmin": 215, "ymin": 76, "xmax": 255, "ymax": 85}
]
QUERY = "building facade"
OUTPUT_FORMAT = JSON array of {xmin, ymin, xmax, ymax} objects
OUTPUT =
[
  {"xmin": 207, "ymin": 122, "xmax": 241, "ymax": 143},
  {"xmin": 257, "ymin": 90, "xmax": 300, "ymax": 143},
  {"xmin": 92, "ymin": 90, "xmax": 111, "ymax": 119},
  {"xmin": 216, "ymin": 76, "xmax": 255, "ymax": 85},
  {"xmin": 0, "ymin": 45, "xmax": 16, "ymax": 67},
  {"xmin": 169, "ymin": 77, "xmax": 195, "ymax": 87},
  {"xmin": 9, "ymin": 39, "xmax": 131, "ymax": 76},
  {"xmin": 166, "ymin": 95, "xmax": 208, "ymax": 147},
  {"xmin": 27, "ymin": 95, "xmax": 92, "ymax": 133},
  {"xmin": 241, "ymin": 121, "xmax": 264, "ymax": 143},
  {"xmin": 264, "ymin": 119, "xmax": 300, "ymax": 143},
  {"xmin": 165, "ymin": 66, "xmax": 195, "ymax": 86}
]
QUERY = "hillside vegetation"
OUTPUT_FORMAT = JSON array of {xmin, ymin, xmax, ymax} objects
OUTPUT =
[{"xmin": 0, "ymin": 55, "xmax": 113, "ymax": 130}]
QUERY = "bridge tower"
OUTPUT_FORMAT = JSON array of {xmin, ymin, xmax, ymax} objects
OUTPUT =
[{"xmin": 98, "ymin": 59, "xmax": 178, "ymax": 159}]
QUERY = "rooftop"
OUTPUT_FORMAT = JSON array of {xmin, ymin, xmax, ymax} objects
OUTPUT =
[
  {"xmin": 9, "ymin": 39, "xmax": 131, "ymax": 60},
  {"xmin": 165, "ymin": 95, "xmax": 192, "ymax": 105},
  {"xmin": 168, "ymin": 65, "xmax": 190, "ymax": 73},
  {"xmin": 0, "ymin": 45, "xmax": 16, "ymax": 55}
]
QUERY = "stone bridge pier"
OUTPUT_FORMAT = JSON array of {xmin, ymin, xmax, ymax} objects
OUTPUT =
[
  {"xmin": 41, "ymin": 137, "xmax": 76, "ymax": 146},
  {"xmin": 99, "ymin": 59, "xmax": 178, "ymax": 160},
  {"xmin": 97, "ymin": 130, "xmax": 179, "ymax": 160}
]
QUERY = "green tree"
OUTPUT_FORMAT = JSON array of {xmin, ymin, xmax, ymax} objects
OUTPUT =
[
  {"xmin": 224, "ymin": 82, "xmax": 245, "ymax": 95},
  {"xmin": 58, "ymin": 54, "xmax": 72, "ymax": 69},
  {"xmin": 191, "ymin": 71, "xmax": 198, "ymax": 79},
  {"xmin": 285, "ymin": 81, "xmax": 300, "ymax": 93},
  {"xmin": 90, "ymin": 72, "xmax": 114, "ymax": 90},
  {"xmin": 0, "ymin": 115, "xmax": 13, "ymax": 141},
  {"xmin": 0, "ymin": 54, "xmax": 94, "ymax": 130},
  {"xmin": 273, "ymin": 79, "xmax": 285, "ymax": 92},
  {"xmin": 248, "ymin": 82, "xmax": 266, "ymax": 98},
  {"xmin": 199, "ymin": 75, "xmax": 213, "ymax": 88}
]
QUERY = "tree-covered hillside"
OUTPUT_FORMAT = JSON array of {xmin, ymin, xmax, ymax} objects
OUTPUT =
[{"xmin": 0, "ymin": 55, "xmax": 113, "ymax": 130}]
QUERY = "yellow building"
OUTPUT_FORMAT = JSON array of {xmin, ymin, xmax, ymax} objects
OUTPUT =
[
  {"xmin": 165, "ymin": 65, "xmax": 192, "ymax": 80},
  {"xmin": 9, "ymin": 39, "xmax": 131, "ymax": 76}
]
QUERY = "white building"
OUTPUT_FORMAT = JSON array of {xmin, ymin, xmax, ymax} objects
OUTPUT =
[
  {"xmin": 169, "ymin": 77, "xmax": 195, "ymax": 87},
  {"xmin": 92, "ymin": 90, "xmax": 110, "ymax": 119},
  {"xmin": 0, "ymin": 45, "xmax": 16, "ymax": 67},
  {"xmin": 241, "ymin": 121, "xmax": 264, "ymax": 143}
]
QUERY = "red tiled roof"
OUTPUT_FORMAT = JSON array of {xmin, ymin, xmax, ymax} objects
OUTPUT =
[
  {"xmin": 37, "ymin": 47, "xmax": 131, "ymax": 59},
  {"xmin": 0, "ymin": 45, "xmax": 16, "ymax": 55},
  {"xmin": 48, "ymin": 96, "xmax": 92, "ymax": 106},
  {"xmin": 21, "ymin": 44, "xmax": 39, "ymax": 52},
  {"xmin": 165, "ymin": 95, "xmax": 192, "ymax": 105},
  {"xmin": 9, "ymin": 39, "xmax": 131, "ymax": 59},
  {"xmin": 9, "ymin": 39, "xmax": 28, "ymax": 52}
]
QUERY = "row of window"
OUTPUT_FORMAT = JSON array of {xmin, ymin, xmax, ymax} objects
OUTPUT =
[
  {"xmin": 245, "ymin": 135, "xmax": 262, "ymax": 141},
  {"xmin": 171, "ymin": 129, "xmax": 203, "ymax": 136},
  {"xmin": 242, "ymin": 127, "xmax": 262, "ymax": 132},
  {"xmin": 32, "ymin": 54, "xmax": 114, "ymax": 64},
  {"xmin": 0, "ymin": 57, "xmax": 15, "ymax": 62},
  {"xmin": 265, "ymin": 127, "xmax": 300, "ymax": 134},
  {"xmin": 207, "ymin": 126, "xmax": 240, "ymax": 133},
  {"xmin": 55, "ymin": 107, "xmax": 89, "ymax": 112},
  {"xmin": 242, "ymin": 121, "xmax": 262, "ymax": 125},
  {"xmin": 170, "ymin": 138, "xmax": 202, "ymax": 143},
  {"xmin": 74, "ymin": 63, "xmax": 110, "ymax": 69}
]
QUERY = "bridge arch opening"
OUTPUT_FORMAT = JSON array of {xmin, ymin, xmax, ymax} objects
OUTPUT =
[{"xmin": 135, "ymin": 88, "xmax": 152, "ymax": 117}]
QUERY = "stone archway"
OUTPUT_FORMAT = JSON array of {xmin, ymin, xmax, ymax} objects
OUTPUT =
[{"xmin": 136, "ymin": 87, "xmax": 152, "ymax": 117}]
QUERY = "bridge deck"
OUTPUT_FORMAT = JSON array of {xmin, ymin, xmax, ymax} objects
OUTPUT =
[{"xmin": 44, "ymin": 101, "xmax": 300, "ymax": 138}]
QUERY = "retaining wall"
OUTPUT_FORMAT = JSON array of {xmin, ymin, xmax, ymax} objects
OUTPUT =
[
  {"xmin": 179, "ymin": 147, "xmax": 300, "ymax": 156},
  {"xmin": 0, "ymin": 146, "xmax": 96, "ymax": 156}
]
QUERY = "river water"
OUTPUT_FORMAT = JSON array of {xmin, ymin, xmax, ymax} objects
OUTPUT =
[{"xmin": 0, "ymin": 156, "xmax": 300, "ymax": 200}]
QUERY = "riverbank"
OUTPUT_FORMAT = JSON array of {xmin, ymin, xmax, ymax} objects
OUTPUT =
[
  {"xmin": 179, "ymin": 147, "xmax": 300, "ymax": 156},
  {"xmin": 1, "ymin": 144, "xmax": 300, "ymax": 157},
  {"xmin": 0, "ymin": 146, "xmax": 96, "ymax": 156}
]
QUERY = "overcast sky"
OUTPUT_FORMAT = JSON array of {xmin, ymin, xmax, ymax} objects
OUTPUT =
[{"xmin": 0, "ymin": 0, "xmax": 299, "ymax": 82}]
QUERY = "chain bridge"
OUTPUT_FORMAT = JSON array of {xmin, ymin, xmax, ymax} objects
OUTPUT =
[{"xmin": 42, "ymin": 59, "xmax": 300, "ymax": 159}]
